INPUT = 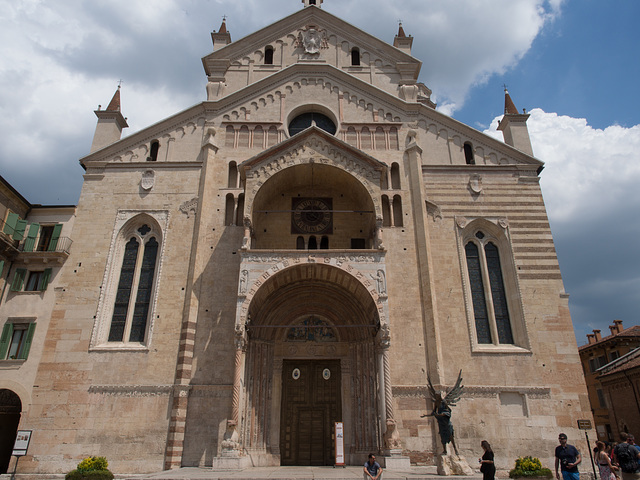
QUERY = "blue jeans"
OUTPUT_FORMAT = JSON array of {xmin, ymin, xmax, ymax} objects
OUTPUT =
[{"xmin": 562, "ymin": 471, "xmax": 579, "ymax": 480}]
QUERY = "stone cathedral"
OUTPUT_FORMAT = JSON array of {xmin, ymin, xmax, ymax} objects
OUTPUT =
[{"xmin": 6, "ymin": 0, "xmax": 591, "ymax": 475}]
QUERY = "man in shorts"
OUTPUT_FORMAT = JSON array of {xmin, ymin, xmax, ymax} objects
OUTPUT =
[{"xmin": 555, "ymin": 433, "xmax": 581, "ymax": 480}]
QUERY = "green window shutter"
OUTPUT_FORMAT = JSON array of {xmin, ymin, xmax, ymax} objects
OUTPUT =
[
  {"xmin": 11, "ymin": 268, "xmax": 26, "ymax": 291},
  {"xmin": 3, "ymin": 212, "xmax": 18, "ymax": 236},
  {"xmin": 39, "ymin": 268, "xmax": 52, "ymax": 291},
  {"xmin": 0, "ymin": 323, "xmax": 13, "ymax": 359},
  {"xmin": 0, "ymin": 260, "xmax": 4, "ymax": 277},
  {"xmin": 47, "ymin": 224, "xmax": 62, "ymax": 252},
  {"xmin": 13, "ymin": 219, "xmax": 27, "ymax": 241},
  {"xmin": 23, "ymin": 223, "xmax": 39, "ymax": 252},
  {"xmin": 18, "ymin": 323, "xmax": 36, "ymax": 360}
]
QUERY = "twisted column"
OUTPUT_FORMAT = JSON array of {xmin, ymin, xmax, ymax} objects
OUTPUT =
[{"xmin": 378, "ymin": 323, "xmax": 401, "ymax": 450}]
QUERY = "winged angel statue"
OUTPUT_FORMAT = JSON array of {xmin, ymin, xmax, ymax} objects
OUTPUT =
[{"xmin": 423, "ymin": 370, "xmax": 464, "ymax": 455}]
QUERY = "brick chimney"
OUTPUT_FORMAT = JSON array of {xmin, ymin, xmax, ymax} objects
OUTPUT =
[
  {"xmin": 593, "ymin": 329, "xmax": 602, "ymax": 341},
  {"xmin": 587, "ymin": 333, "xmax": 596, "ymax": 344},
  {"xmin": 613, "ymin": 319, "xmax": 623, "ymax": 334}
]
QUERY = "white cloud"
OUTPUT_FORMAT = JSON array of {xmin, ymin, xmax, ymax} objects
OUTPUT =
[{"xmin": 485, "ymin": 109, "xmax": 640, "ymax": 224}]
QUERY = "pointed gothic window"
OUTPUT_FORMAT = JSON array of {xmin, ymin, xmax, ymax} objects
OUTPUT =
[
  {"xmin": 463, "ymin": 228, "xmax": 517, "ymax": 346},
  {"xmin": 108, "ymin": 225, "xmax": 159, "ymax": 344},
  {"xmin": 265, "ymin": 46, "xmax": 274, "ymax": 65}
]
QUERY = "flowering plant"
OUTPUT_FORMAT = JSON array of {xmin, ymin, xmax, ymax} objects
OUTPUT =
[
  {"xmin": 65, "ymin": 456, "xmax": 113, "ymax": 480},
  {"xmin": 509, "ymin": 456, "xmax": 552, "ymax": 478},
  {"xmin": 77, "ymin": 457, "xmax": 108, "ymax": 473}
]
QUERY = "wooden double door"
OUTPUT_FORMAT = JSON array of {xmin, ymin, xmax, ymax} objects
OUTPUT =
[{"xmin": 280, "ymin": 360, "xmax": 342, "ymax": 466}]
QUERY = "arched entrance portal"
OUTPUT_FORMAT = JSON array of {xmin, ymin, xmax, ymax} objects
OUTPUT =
[
  {"xmin": 0, "ymin": 389, "xmax": 22, "ymax": 473},
  {"xmin": 241, "ymin": 263, "xmax": 383, "ymax": 466}
]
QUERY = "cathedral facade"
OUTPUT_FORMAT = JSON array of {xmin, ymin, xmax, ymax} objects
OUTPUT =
[{"xmin": 7, "ymin": 0, "xmax": 591, "ymax": 474}]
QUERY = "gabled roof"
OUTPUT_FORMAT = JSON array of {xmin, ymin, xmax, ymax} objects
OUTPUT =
[
  {"xmin": 81, "ymin": 61, "xmax": 543, "ymax": 168},
  {"xmin": 579, "ymin": 325, "xmax": 640, "ymax": 352},
  {"xmin": 202, "ymin": 6, "xmax": 420, "ymax": 75},
  {"xmin": 240, "ymin": 125, "xmax": 387, "ymax": 174}
]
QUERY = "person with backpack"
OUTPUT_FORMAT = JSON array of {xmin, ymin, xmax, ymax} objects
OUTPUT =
[{"xmin": 613, "ymin": 433, "xmax": 640, "ymax": 480}]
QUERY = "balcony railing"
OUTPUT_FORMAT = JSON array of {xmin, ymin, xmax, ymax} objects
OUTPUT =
[{"xmin": 18, "ymin": 236, "xmax": 73, "ymax": 255}]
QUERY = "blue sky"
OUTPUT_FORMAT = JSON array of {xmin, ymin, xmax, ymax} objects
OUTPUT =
[
  {"xmin": 0, "ymin": 0, "xmax": 638, "ymax": 345},
  {"xmin": 456, "ymin": 0, "xmax": 640, "ymax": 131}
]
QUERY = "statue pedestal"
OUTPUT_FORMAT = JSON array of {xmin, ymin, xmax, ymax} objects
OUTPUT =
[
  {"xmin": 212, "ymin": 450, "xmax": 251, "ymax": 470},
  {"xmin": 382, "ymin": 449, "xmax": 411, "ymax": 470},
  {"xmin": 436, "ymin": 454, "xmax": 474, "ymax": 476}
]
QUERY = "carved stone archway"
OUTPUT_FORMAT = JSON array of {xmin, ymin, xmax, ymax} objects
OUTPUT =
[{"xmin": 225, "ymin": 256, "xmax": 395, "ymax": 466}]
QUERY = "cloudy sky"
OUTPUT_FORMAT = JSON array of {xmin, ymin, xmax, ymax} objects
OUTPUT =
[{"xmin": 0, "ymin": 0, "xmax": 638, "ymax": 345}]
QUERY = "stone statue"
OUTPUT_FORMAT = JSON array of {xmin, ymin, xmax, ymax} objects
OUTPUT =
[{"xmin": 423, "ymin": 370, "xmax": 464, "ymax": 455}]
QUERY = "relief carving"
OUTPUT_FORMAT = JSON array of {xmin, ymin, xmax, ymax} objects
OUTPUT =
[
  {"xmin": 296, "ymin": 25, "xmax": 329, "ymax": 56},
  {"xmin": 179, "ymin": 197, "xmax": 198, "ymax": 218}
]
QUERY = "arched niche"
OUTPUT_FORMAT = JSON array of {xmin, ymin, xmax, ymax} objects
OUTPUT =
[{"xmin": 248, "ymin": 162, "xmax": 379, "ymax": 250}]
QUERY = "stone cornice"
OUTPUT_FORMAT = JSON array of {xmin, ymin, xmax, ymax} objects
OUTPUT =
[{"xmin": 392, "ymin": 385, "xmax": 551, "ymax": 399}]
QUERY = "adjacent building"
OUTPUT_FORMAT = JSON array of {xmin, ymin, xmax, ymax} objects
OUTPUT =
[
  {"xmin": 0, "ymin": 176, "xmax": 75, "ymax": 473},
  {"xmin": 578, "ymin": 321, "xmax": 640, "ymax": 442},
  {"xmin": 2, "ymin": 1, "xmax": 592, "ymax": 475},
  {"xmin": 597, "ymin": 347, "xmax": 640, "ymax": 441}
]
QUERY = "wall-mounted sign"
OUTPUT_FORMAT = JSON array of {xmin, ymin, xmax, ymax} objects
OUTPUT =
[{"xmin": 13, "ymin": 430, "xmax": 32, "ymax": 456}]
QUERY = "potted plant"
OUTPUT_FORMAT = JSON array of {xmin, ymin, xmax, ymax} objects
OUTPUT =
[
  {"xmin": 509, "ymin": 456, "xmax": 553, "ymax": 479},
  {"xmin": 65, "ymin": 456, "xmax": 114, "ymax": 480}
]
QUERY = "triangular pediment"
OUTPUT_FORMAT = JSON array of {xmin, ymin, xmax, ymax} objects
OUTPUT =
[
  {"xmin": 240, "ymin": 125, "xmax": 387, "ymax": 178},
  {"xmin": 202, "ymin": 6, "xmax": 421, "ymax": 97}
]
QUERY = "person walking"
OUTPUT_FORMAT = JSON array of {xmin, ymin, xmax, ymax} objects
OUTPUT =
[
  {"xmin": 613, "ymin": 433, "xmax": 640, "ymax": 480},
  {"xmin": 555, "ymin": 433, "xmax": 581, "ymax": 480},
  {"xmin": 596, "ymin": 440, "xmax": 618, "ymax": 480},
  {"xmin": 479, "ymin": 440, "xmax": 496, "ymax": 480}
]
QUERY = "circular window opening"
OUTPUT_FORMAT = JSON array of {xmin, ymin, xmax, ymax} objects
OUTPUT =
[{"xmin": 288, "ymin": 112, "xmax": 336, "ymax": 137}]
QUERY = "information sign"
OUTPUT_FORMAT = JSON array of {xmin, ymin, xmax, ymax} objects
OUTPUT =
[
  {"xmin": 577, "ymin": 419, "xmax": 592, "ymax": 430},
  {"xmin": 12, "ymin": 430, "xmax": 32, "ymax": 456},
  {"xmin": 334, "ymin": 422, "xmax": 345, "ymax": 466}
]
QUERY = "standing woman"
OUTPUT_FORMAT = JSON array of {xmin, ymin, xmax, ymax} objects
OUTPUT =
[
  {"xmin": 596, "ymin": 441, "xmax": 617, "ymax": 480},
  {"xmin": 480, "ymin": 440, "xmax": 496, "ymax": 480}
]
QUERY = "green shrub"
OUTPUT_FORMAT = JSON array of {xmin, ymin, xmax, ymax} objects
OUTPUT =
[
  {"xmin": 65, "ymin": 470, "xmax": 114, "ymax": 480},
  {"xmin": 509, "ymin": 456, "xmax": 553, "ymax": 478},
  {"xmin": 65, "ymin": 456, "xmax": 113, "ymax": 480}
]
